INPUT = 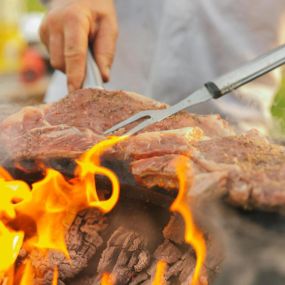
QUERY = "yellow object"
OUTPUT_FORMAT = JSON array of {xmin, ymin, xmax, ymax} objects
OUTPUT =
[
  {"xmin": 0, "ymin": 0, "xmax": 26, "ymax": 74},
  {"xmin": 26, "ymin": 0, "xmax": 45, "ymax": 12}
]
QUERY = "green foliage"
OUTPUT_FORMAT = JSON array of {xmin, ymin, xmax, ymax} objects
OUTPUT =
[
  {"xmin": 25, "ymin": 0, "xmax": 45, "ymax": 12},
  {"xmin": 271, "ymin": 76, "xmax": 285, "ymax": 132}
]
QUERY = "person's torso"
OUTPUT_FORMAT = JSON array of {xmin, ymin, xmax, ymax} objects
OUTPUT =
[{"xmin": 107, "ymin": 0, "xmax": 285, "ymax": 127}]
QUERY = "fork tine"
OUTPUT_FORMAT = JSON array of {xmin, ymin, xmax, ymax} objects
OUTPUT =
[
  {"xmin": 124, "ymin": 118, "xmax": 155, "ymax": 135},
  {"xmin": 104, "ymin": 110, "xmax": 152, "ymax": 134}
]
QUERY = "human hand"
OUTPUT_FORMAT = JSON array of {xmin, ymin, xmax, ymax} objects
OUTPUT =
[{"xmin": 40, "ymin": 0, "xmax": 118, "ymax": 91}]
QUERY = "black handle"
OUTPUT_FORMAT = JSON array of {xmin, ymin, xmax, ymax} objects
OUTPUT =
[{"xmin": 204, "ymin": 82, "xmax": 223, "ymax": 99}]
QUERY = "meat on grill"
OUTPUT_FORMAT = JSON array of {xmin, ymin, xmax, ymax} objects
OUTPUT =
[
  {"xmin": 0, "ymin": 88, "xmax": 284, "ymax": 213},
  {"xmin": 1, "ymin": 88, "xmax": 284, "ymax": 285}
]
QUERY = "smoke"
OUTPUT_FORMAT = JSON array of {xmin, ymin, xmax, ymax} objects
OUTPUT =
[
  {"xmin": 0, "ymin": 104, "xmax": 23, "ymax": 164},
  {"xmin": 0, "ymin": 104, "xmax": 22, "ymax": 123},
  {"xmin": 211, "ymin": 204, "xmax": 285, "ymax": 285}
]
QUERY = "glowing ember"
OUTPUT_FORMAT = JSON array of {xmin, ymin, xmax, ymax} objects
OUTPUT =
[
  {"xmin": 0, "ymin": 136, "xmax": 126, "ymax": 283},
  {"xmin": 171, "ymin": 156, "xmax": 207, "ymax": 285},
  {"xmin": 101, "ymin": 272, "xmax": 114, "ymax": 285},
  {"xmin": 152, "ymin": 260, "xmax": 167, "ymax": 285}
]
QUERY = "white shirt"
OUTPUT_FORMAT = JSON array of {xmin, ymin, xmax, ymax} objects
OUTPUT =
[{"xmin": 46, "ymin": 0, "xmax": 285, "ymax": 131}]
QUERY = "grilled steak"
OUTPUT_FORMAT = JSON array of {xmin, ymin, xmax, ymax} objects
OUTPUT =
[{"xmin": 0, "ymin": 88, "xmax": 284, "ymax": 212}]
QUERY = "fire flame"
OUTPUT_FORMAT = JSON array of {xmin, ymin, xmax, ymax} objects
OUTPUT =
[
  {"xmin": 0, "ymin": 136, "xmax": 126, "ymax": 283},
  {"xmin": 170, "ymin": 156, "xmax": 206, "ymax": 285},
  {"xmin": 152, "ymin": 260, "xmax": 167, "ymax": 285},
  {"xmin": 19, "ymin": 261, "xmax": 34, "ymax": 285},
  {"xmin": 52, "ymin": 266, "xmax": 58, "ymax": 285},
  {"xmin": 100, "ymin": 272, "xmax": 114, "ymax": 285},
  {"xmin": 0, "ymin": 134, "xmax": 206, "ymax": 284}
]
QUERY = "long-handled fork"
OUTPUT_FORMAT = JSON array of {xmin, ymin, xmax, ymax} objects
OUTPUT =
[{"xmin": 104, "ymin": 44, "xmax": 285, "ymax": 136}]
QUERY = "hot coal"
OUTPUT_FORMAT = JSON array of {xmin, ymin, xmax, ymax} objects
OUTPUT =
[
  {"xmin": 17, "ymin": 208, "xmax": 108, "ymax": 285},
  {"xmin": 67, "ymin": 202, "xmax": 214, "ymax": 285}
]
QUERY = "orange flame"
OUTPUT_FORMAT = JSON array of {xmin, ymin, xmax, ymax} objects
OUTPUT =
[
  {"xmin": 75, "ymin": 136, "xmax": 126, "ymax": 213},
  {"xmin": 0, "ymin": 167, "xmax": 13, "ymax": 180},
  {"xmin": 0, "ymin": 136, "xmax": 126, "ymax": 283},
  {"xmin": 152, "ymin": 260, "xmax": 167, "ymax": 285},
  {"xmin": 170, "ymin": 156, "xmax": 206, "ymax": 285},
  {"xmin": 0, "ymin": 169, "xmax": 30, "ymax": 276},
  {"xmin": 0, "ymin": 222, "xmax": 24, "ymax": 274},
  {"xmin": 52, "ymin": 266, "xmax": 58, "ymax": 285},
  {"xmin": 100, "ymin": 272, "xmax": 114, "ymax": 285},
  {"xmin": 19, "ymin": 260, "xmax": 34, "ymax": 285}
]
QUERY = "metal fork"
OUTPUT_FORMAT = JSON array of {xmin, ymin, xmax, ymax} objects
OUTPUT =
[
  {"xmin": 104, "ymin": 44, "xmax": 285, "ymax": 136},
  {"xmin": 104, "ymin": 89, "xmax": 210, "ymax": 135}
]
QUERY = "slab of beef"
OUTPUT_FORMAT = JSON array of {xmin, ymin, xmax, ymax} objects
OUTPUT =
[
  {"xmin": 115, "ymin": 129, "xmax": 285, "ymax": 212},
  {"xmin": 0, "ymin": 88, "xmax": 284, "ymax": 213},
  {"xmin": 0, "ymin": 89, "xmax": 233, "ymax": 161}
]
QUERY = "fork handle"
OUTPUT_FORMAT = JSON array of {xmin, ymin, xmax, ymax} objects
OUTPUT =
[
  {"xmin": 207, "ymin": 44, "xmax": 285, "ymax": 98},
  {"xmin": 83, "ymin": 48, "xmax": 104, "ymax": 89}
]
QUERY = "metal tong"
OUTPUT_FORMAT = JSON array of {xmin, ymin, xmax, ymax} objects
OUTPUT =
[
  {"xmin": 104, "ymin": 44, "xmax": 285, "ymax": 136},
  {"xmin": 83, "ymin": 49, "xmax": 104, "ymax": 89}
]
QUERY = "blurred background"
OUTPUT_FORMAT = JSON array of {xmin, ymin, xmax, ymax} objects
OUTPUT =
[{"xmin": 0, "ymin": 0, "xmax": 49, "ymax": 105}]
